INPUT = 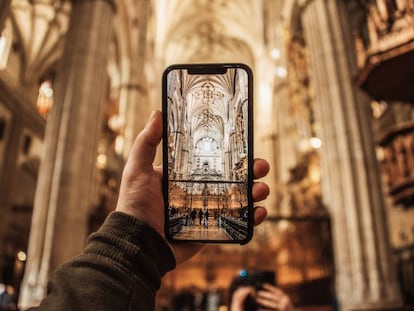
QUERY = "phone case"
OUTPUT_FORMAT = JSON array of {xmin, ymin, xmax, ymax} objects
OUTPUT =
[{"xmin": 162, "ymin": 63, "xmax": 253, "ymax": 244}]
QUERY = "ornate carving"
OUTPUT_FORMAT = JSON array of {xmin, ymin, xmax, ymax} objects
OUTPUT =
[
  {"xmin": 287, "ymin": 32, "xmax": 316, "ymax": 145},
  {"xmin": 354, "ymin": 0, "xmax": 414, "ymax": 100},
  {"xmin": 365, "ymin": 0, "xmax": 414, "ymax": 49},
  {"xmin": 286, "ymin": 29, "xmax": 326, "ymax": 217},
  {"xmin": 380, "ymin": 122, "xmax": 414, "ymax": 207},
  {"xmin": 287, "ymin": 151, "xmax": 327, "ymax": 217}
]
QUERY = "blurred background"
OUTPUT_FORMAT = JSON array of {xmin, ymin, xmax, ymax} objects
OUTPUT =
[{"xmin": 0, "ymin": 0, "xmax": 413, "ymax": 310}]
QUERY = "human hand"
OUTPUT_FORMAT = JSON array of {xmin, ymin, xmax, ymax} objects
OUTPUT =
[
  {"xmin": 229, "ymin": 286, "xmax": 255, "ymax": 311},
  {"xmin": 254, "ymin": 283, "xmax": 293, "ymax": 311},
  {"xmin": 116, "ymin": 110, "xmax": 270, "ymax": 264},
  {"xmin": 229, "ymin": 284, "xmax": 293, "ymax": 311}
]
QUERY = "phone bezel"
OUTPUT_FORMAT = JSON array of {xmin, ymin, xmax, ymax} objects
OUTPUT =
[{"xmin": 162, "ymin": 63, "xmax": 254, "ymax": 244}]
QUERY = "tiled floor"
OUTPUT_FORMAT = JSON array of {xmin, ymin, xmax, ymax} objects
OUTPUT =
[{"xmin": 174, "ymin": 219, "xmax": 231, "ymax": 241}]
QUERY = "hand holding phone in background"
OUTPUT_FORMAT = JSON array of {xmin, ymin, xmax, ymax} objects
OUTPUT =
[
  {"xmin": 230, "ymin": 284, "xmax": 294, "ymax": 311},
  {"xmin": 227, "ymin": 270, "xmax": 294, "ymax": 311}
]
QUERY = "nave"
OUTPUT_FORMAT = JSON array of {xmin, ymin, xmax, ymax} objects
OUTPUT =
[{"xmin": 173, "ymin": 217, "xmax": 232, "ymax": 241}]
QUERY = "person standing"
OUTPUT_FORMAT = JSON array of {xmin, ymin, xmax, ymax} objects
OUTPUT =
[
  {"xmin": 204, "ymin": 209, "xmax": 209, "ymax": 228},
  {"xmin": 190, "ymin": 209, "xmax": 197, "ymax": 226},
  {"xmin": 198, "ymin": 209, "xmax": 203, "ymax": 226}
]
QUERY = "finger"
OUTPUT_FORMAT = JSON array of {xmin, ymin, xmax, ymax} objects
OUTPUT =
[
  {"xmin": 237, "ymin": 287, "xmax": 255, "ymax": 296},
  {"xmin": 256, "ymin": 296, "xmax": 291, "ymax": 311},
  {"xmin": 253, "ymin": 206, "xmax": 267, "ymax": 226},
  {"xmin": 255, "ymin": 292, "xmax": 281, "ymax": 309},
  {"xmin": 256, "ymin": 286, "xmax": 292, "ymax": 310},
  {"xmin": 253, "ymin": 158, "xmax": 270, "ymax": 179},
  {"xmin": 261, "ymin": 283, "xmax": 285, "ymax": 296},
  {"xmin": 255, "ymin": 297, "xmax": 280, "ymax": 310},
  {"xmin": 256, "ymin": 289, "xmax": 280, "ymax": 301},
  {"xmin": 127, "ymin": 110, "xmax": 163, "ymax": 173},
  {"xmin": 233, "ymin": 286, "xmax": 256, "ymax": 300},
  {"xmin": 252, "ymin": 182, "xmax": 270, "ymax": 202}
]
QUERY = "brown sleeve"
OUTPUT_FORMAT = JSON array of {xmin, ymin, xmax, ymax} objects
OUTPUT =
[{"xmin": 29, "ymin": 212, "xmax": 176, "ymax": 311}]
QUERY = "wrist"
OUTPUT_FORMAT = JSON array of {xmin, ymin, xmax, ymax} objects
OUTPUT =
[{"xmin": 91, "ymin": 212, "xmax": 176, "ymax": 275}]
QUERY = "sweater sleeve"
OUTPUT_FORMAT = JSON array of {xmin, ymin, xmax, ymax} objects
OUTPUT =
[{"xmin": 29, "ymin": 212, "xmax": 176, "ymax": 311}]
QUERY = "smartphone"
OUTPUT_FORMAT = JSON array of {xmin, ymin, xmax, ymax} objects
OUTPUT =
[
  {"xmin": 162, "ymin": 63, "xmax": 253, "ymax": 244},
  {"xmin": 238, "ymin": 270, "xmax": 276, "ymax": 289}
]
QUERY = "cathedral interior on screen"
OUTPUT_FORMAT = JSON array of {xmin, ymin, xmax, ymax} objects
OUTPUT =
[
  {"xmin": 0, "ymin": 0, "xmax": 414, "ymax": 310},
  {"xmin": 166, "ymin": 68, "xmax": 250, "ymax": 241}
]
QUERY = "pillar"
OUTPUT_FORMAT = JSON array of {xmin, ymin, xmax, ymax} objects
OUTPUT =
[
  {"xmin": 262, "ymin": 0, "xmax": 293, "ymax": 217},
  {"xmin": 0, "ymin": 115, "xmax": 23, "ymax": 283},
  {"xmin": 120, "ymin": 83, "xmax": 147, "ymax": 157},
  {"xmin": 120, "ymin": 0, "xmax": 149, "ymax": 159},
  {"xmin": 301, "ymin": 0, "xmax": 403, "ymax": 309},
  {"xmin": 19, "ymin": 0, "xmax": 116, "ymax": 308}
]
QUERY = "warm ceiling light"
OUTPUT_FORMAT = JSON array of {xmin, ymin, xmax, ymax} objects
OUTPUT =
[
  {"xmin": 115, "ymin": 135, "xmax": 124, "ymax": 155},
  {"xmin": 96, "ymin": 154, "xmax": 107, "ymax": 169},
  {"xmin": 17, "ymin": 251, "xmax": 27, "ymax": 262},
  {"xmin": 37, "ymin": 80, "xmax": 54, "ymax": 117},
  {"xmin": 310, "ymin": 137, "xmax": 322, "ymax": 149},
  {"xmin": 275, "ymin": 66, "xmax": 287, "ymax": 78},
  {"xmin": 271, "ymin": 48, "xmax": 281, "ymax": 60}
]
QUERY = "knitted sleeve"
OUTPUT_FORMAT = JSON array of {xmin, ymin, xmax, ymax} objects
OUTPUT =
[{"xmin": 30, "ymin": 212, "xmax": 176, "ymax": 311}]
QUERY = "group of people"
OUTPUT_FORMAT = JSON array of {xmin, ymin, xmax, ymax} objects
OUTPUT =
[
  {"xmin": 171, "ymin": 208, "xmax": 210, "ymax": 228},
  {"xmin": 197, "ymin": 209, "xmax": 209, "ymax": 227},
  {"xmin": 9, "ymin": 110, "xmax": 292, "ymax": 311},
  {"xmin": 185, "ymin": 209, "xmax": 208, "ymax": 227}
]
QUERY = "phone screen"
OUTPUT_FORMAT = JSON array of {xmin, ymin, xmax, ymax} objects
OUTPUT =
[{"xmin": 162, "ymin": 63, "xmax": 253, "ymax": 243}]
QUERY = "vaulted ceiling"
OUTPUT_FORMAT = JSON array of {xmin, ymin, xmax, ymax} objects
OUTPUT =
[
  {"xmin": 9, "ymin": 0, "xmax": 70, "ymax": 84},
  {"xmin": 169, "ymin": 69, "xmax": 247, "ymax": 145},
  {"xmin": 6, "ymin": 0, "xmax": 289, "ymax": 90},
  {"xmin": 150, "ymin": 0, "xmax": 270, "ymax": 65}
]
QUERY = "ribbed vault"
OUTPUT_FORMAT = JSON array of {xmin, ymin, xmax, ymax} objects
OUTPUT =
[{"xmin": 151, "ymin": 0, "xmax": 266, "ymax": 65}]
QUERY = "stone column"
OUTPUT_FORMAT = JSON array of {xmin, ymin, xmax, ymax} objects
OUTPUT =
[
  {"xmin": 120, "ymin": 0, "xmax": 149, "ymax": 158},
  {"xmin": 0, "ymin": 0, "xmax": 11, "ymax": 33},
  {"xmin": 254, "ymin": 55, "xmax": 280, "ymax": 216},
  {"xmin": 0, "ymin": 115, "xmax": 23, "ymax": 283},
  {"xmin": 120, "ymin": 82, "xmax": 147, "ymax": 157},
  {"xmin": 19, "ymin": 0, "xmax": 116, "ymax": 308},
  {"xmin": 301, "ymin": 0, "xmax": 402, "ymax": 310}
]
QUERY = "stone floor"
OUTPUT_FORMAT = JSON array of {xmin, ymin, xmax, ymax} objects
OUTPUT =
[{"xmin": 173, "ymin": 219, "xmax": 232, "ymax": 241}]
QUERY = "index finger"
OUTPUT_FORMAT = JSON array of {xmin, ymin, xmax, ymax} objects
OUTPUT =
[{"xmin": 126, "ymin": 110, "xmax": 162, "ymax": 174}]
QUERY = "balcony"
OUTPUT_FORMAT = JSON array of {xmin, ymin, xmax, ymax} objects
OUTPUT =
[{"xmin": 355, "ymin": 1, "xmax": 414, "ymax": 102}]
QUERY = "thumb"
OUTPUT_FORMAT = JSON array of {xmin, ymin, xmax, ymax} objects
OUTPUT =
[{"xmin": 126, "ymin": 110, "xmax": 163, "ymax": 173}]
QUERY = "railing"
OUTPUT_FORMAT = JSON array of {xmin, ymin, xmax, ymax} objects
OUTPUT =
[
  {"xmin": 169, "ymin": 215, "xmax": 185, "ymax": 236},
  {"xmin": 220, "ymin": 216, "xmax": 248, "ymax": 240}
]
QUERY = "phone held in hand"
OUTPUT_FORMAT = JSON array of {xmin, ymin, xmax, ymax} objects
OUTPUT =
[{"xmin": 162, "ymin": 63, "xmax": 254, "ymax": 244}]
